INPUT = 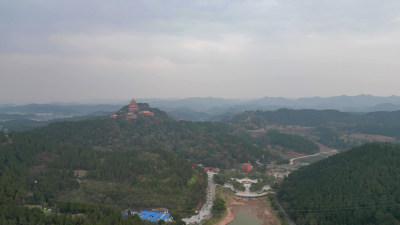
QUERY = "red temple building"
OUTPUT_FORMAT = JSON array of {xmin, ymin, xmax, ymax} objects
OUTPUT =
[{"xmin": 241, "ymin": 163, "xmax": 252, "ymax": 173}]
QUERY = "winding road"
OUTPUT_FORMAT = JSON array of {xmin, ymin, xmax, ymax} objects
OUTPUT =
[
  {"xmin": 182, "ymin": 171, "xmax": 217, "ymax": 225},
  {"xmin": 289, "ymin": 149, "xmax": 338, "ymax": 165}
]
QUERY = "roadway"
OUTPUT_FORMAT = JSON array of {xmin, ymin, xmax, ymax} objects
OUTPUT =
[
  {"xmin": 182, "ymin": 171, "xmax": 217, "ymax": 225},
  {"xmin": 289, "ymin": 149, "xmax": 338, "ymax": 165}
]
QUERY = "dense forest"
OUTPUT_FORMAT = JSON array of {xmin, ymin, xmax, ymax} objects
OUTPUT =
[
  {"xmin": 221, "ymin": 109, "xmax": 360, "ymax": 126},
  {"xmin": 5, "ymin": 102, "xmax": 367, "ymax": 224},
  {"xmin": 277, "ymin": 143, "xmax": 400, "ymax": 225},
  {"xmin": 251, "ymin": 130, "xmax": 320, "ymax": 154},
  {"xmin": 0, "ymin": 131, "xmax": 6, "ymax": 143},
  {"xmin": 355, "ymin": 125, "xmax": 400, "ymax": 140},
  {"xmin": 31, "ymin": 104, "xmax": 280, "ymax": 168},
  {"xmin": 312, "ymin": 127, "xmax": 353, "ymax": 149},
  {"xmin": 222, "ymin": 109, "xmax": 400, "ymax": 127},
  {"xmin": 0, "ymin": 202, "xmax": 190, "ymax": 225},
  {"xmin": 0, "ymin": 129, "xmax": 207, "ymax": 220},
  {"xmin": 221, "ymin": 109, "xmax": 400, "ymax": 151}
]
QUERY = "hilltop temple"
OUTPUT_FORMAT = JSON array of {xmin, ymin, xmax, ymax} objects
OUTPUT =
[
  {"xmin": 126, "ymin": 99, "xmax": 139, "ymax": 120},
  {"xmin": 109, "ymin": 99, "xmax": 155, "ymax": 120},
  {"xmin": 139, "ymin": 110, "xmax": 155, "ymax": 118}
]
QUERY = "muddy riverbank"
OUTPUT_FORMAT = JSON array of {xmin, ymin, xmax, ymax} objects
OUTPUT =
[{"xmin": 216, "ymin": 195, "xmax": 280, "ymax": 225}]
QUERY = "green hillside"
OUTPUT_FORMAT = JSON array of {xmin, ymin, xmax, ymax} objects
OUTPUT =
[
  {"xmin": 0, "ymin": 131, "xmax": 6, "ymax": 143},
  {"xmin": 221, "ymin": 109, "xmax": 358, "ymax": 126},
  {"xmin": 3, "ymin": 102, "xmax": 337, "ymax": 224},
  {"xmin": 222, "ymin": 109, "xmax": 400, "ymax": 150},
  {"xmin": 222, "ymin": 109, "xmax": 400, "ymax": 127},
  {"xmin": 0, "ymin": 132, "xmax": 206, "ymax": 213},
  {"xmin": 255, "ymin": 130, "xmax": 319, "ymax": 154},
  {"xmin": 277, "ymin": 143, "xmax": 400, "ymax": 225},
  {"xmin": 33, "ymin": 104, "xmax": 277, "ymax": 168}
]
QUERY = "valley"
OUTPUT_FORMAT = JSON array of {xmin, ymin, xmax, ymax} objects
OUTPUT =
[
  {"xmin": 3, "ymin": 1, "xmax": 400, "ymax": 224},
  {"xmin": 1, "ymin": 99, "xmax": 400, "ymax": 225}
]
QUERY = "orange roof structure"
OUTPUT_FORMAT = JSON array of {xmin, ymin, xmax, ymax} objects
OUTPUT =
[{"xmin": 139, "ymin": 110, "xmax": 154, "ymax": 117}]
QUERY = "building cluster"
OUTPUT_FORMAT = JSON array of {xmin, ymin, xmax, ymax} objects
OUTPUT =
[
  {"xmin": 138, "ymin": 110, "xmax": 155, "ymax": 118},
  {"xmin": 126, "ymin": 99, "xmax": 140, "ymax": 120},
  {"xmin": 110, "ymin": 99, "xmax": 154, "ymax": 120},
  {"xmin": 241, "ymin": 163, "xmax": 252, "ymax": 173},
  {"xmin": 122, "ymin": 208, "xmax": 171, "ymax": 223}
]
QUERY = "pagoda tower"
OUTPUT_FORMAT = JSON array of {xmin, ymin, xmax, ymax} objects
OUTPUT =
[
  {"xmin": 128, "ymin": 99, "xmax": 139, "ymax": 112},
  {"xmin": 126, "ymin": 99, "xmax": 139, "ymax": 120}
]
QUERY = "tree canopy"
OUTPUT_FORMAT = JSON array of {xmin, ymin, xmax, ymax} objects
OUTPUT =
[{"xmin": 278, "ymin": 143, "xmax": 400, "ymax": 225}]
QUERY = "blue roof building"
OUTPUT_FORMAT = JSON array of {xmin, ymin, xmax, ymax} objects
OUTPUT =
[{"xmin": 124, "ymin": 210, "xmax": 171, "ymax": 222}]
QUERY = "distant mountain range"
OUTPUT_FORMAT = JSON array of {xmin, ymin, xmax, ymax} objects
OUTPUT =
[
  {"xmin": 140, "ymin": 95, "xmax": 400, "ymax": 121},
  {"xmin": 0, "ymin": 104, "xmax": 124, "ymax": 131},
  {"xmin": 0, "ymin": 103, "xmax": 124, "ymax": 115},
  {"xmin": 2, "ymin": 95, "xmax": 400, "ymax": 125}
]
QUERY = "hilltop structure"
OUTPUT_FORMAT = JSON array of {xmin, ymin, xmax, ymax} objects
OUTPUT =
[
  {"xmin": 126, "ymin": 99, "xmax": 139, "ymax": 120},
  {"xmin": 241, "ymin": 163, "xmax": 252, "ymax": 173},
  {"xmin": 109, "ymin": 99, "xmax": 155, "ymax": 120},
  {"xmin": 139, "ymin": 110, "xmax": 154, "ymax": 118}
]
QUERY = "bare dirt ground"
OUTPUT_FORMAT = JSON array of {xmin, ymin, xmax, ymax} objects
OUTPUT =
[{"xmin": 216, "ymin": 196, "xmax": 280, "ymax": 225}]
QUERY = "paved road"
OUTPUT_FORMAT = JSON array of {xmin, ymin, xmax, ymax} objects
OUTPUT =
[
  {"xmin": 182, "ymin": 171, "xmax": 217, "ymax": 225},
  {"xmin": 289, "ymin": 149, "xmax": 338, "ymax": 165}
]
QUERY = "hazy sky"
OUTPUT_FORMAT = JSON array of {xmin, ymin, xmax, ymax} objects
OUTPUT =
[{"xmin": 1, "ymin": 0, "xmax": 400, "ymax": 103}]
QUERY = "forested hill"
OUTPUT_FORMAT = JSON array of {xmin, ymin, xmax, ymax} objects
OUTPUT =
[
  {"xmin": 277, "ymin": 143, "xmax": 400, "ymax": 225},
  {"xmin": 31, "ymin": 103, "xmax": 278, "ymax": 168},
  {"xmin": 0, "ymin": 131, "xmax": 207, "ymax": 218},
  {"xmin": 252, "ymin": 130, "xmax": 320, "ymax": 154},
  {"xmin": 221, "ymin": 108, "xmax": 400, "ymax": 126},
  {"xmin": 0, "ymin": 102, "xmax": 218, "ymax": 224}
]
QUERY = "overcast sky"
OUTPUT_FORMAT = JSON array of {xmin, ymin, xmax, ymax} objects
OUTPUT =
[{"xmin": 1, "ymin": 0, "xmax": 400, "ymax": 103}]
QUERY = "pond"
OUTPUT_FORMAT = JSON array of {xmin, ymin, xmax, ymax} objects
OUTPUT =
[{"xmin": 228, "ymin": 207, "xmax": 263, "ymax": 225}]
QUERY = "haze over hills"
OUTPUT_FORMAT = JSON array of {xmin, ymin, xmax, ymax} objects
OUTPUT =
[
  {"xmin": 32, "ymin": 102, "xmax": 281, "ymax": 168},
  {"xmin": 222, "ymin": 108, "xmax": 400, "ymax": 150},
  {"xmin": 0, "ymin": 103, "xmax": 211, "ymax": 224},
  {"xmin": 2, "ymin": 95, "xmax": 400, "ymax": 125},
  {"xmin": 0, "ymin": 103, "xmax": 124, "ymax": 117},
  {"xmin": 0, "ymin": 100, "xmax": 323, "ymax": 224},
  {"xmin": 0, "ymin": 104, "xmax": 124, "ymax": 131},
  {"xmin": 2, "ymin": 99, "xmax": 400, "ymax": 224},
  {"xmin": 140, "ymin": 95, "xmax": 400, "ymax": 121},
  {"xmin": 3, "ymin": 0, "xmax": 400, "ymax": 224}
]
